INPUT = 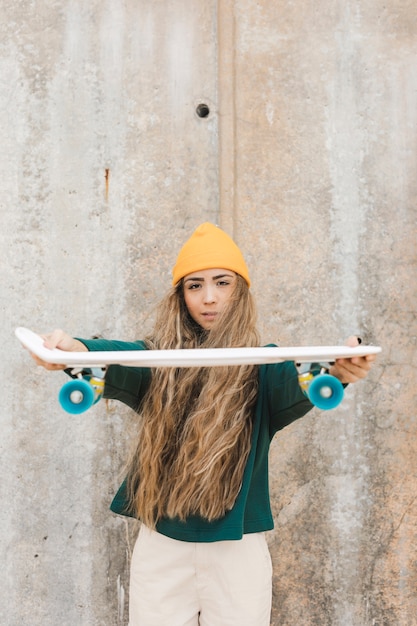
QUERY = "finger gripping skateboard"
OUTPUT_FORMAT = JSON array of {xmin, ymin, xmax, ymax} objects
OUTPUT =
[{"xmin": 15, "ymin": 327, "xmax": 381, "ymax": 414}]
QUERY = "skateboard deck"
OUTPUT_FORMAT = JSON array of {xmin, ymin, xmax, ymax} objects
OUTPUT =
[
  {"xmin": 15, "ymin": 327, "xmax": 381, "ymax": 414},
  {"xmin": 15, "ymin": 327, "xmax": 381, "ymax": 369}
]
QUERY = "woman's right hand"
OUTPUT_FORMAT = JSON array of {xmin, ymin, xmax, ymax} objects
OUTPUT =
[{"xmin": 30, "ymin": 329, "xmax": 88, "ymax": 371}]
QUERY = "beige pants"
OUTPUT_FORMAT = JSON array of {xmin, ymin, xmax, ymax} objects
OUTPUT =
[{"xmin": 129, "ymin": 525, "xmax": 272, "ymax": 626}]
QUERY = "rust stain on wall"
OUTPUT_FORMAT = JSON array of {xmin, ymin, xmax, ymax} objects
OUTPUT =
[{"xmin": 105, "ymin": 168, "xmax": 110, "ymax": 202}]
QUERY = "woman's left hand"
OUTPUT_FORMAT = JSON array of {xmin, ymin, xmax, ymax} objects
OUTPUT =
[{"xmin": 330, "ymin": 336, "xmax": 377, "ymax": 384}]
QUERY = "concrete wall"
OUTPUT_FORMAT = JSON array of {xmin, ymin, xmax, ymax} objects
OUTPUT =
[{"xmin": 1, "ymin": 1, "xmax": 416, "ymax": 624}]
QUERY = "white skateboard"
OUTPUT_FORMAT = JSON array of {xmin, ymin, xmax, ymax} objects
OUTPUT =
[{"xmin": 16, "ymin": 327, "xmax": 381, "ymax": 414}]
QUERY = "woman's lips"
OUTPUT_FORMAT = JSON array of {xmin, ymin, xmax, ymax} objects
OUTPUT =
[{"xmin": 202, "ymin": 312, "xmax": 217, "ymax": 320}]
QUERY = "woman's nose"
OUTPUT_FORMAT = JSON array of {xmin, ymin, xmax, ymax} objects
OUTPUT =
[{"xmin": 203, "ymin": 285, "xmax": 216, "ymax": 303}]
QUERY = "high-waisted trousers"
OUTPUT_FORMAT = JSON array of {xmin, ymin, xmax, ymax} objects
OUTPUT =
[{"xmin": 129, "ymin": 525, "xmax": 272, "ymax": 626}]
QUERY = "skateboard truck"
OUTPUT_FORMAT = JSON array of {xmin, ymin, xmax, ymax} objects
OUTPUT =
[
  {"xmin": 59, "ymin": 362, "xmax": 345, "ymax": 414},
  {"xmin": 296, "ymin": 361, "xmax": 344, "ymax": 410},
  {"xmin": 59, "ymin": 367, "xmax": 106, "ymax": 414}
]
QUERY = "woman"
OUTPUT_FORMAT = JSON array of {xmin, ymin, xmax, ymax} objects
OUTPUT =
[{"xmin": 32, "ymin": 223, "xmax": 376, "ymax": 626}]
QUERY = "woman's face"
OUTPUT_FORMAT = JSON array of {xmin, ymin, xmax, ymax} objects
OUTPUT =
[{"xmin": 183, "ymin": 268, "xmax": 237, "ymax": 330}]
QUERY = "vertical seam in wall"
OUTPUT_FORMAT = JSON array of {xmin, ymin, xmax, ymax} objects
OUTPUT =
[{"xmin": 217, "ymin": 0, "xmax": 236, "ymax": 239}]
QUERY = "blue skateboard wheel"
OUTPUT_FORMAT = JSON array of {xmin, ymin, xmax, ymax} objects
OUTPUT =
[
  {"xmin": 308, "ymin": 374, "xmax": 344, "ymax": 410},
  {"xmin": 59, "ymin": 379, "xmax": 95, "ymax": 414}
]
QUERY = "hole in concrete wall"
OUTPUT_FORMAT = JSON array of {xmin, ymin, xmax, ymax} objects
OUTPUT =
[{"xmin": 196, "ymin": 103, "xmax": 210, "ymax": 118}]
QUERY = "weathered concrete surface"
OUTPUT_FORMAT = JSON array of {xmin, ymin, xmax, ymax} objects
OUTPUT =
[
  {"xmin": 1, "ymin": 1, "xmax": 416, "ymax": 625},
  {"xmin": 230, "ymin": 1, "xmax": 417, "ymax": 624},
  {"xmin": 1, "ymin": 2, "xmax": 217, "ymax": 624}
]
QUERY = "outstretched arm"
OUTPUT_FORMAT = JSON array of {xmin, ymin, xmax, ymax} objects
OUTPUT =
[{"xmin": 330, "ymin": 336, "xmax": 377, "ymax": 384}]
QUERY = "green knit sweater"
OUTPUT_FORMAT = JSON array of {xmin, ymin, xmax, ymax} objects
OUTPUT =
[{"xmin": 79, "ymin": 338, "xmax": 313, "ymax": 542}]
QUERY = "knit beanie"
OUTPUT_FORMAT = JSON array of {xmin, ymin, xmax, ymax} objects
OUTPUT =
[{"xmin": 172, "ymin": 222, "xmax": 251, "ymax": 287}]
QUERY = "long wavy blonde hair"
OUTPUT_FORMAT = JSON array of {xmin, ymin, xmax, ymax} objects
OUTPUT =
[{"xmin": 126, "ymin": 275, "xmax": 260, "ymax": 527}]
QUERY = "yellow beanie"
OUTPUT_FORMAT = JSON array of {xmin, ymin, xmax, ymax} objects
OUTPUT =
[{"xmin": 172, "ymin": 223, "xmax": 251, "ymax": 287}]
